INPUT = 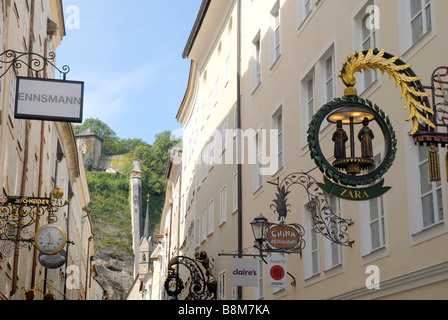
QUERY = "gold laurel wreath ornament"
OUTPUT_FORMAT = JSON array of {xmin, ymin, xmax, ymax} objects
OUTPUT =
[{"xmin": 340, "ymin": 48, "xmax": 435, "ymax": 135}]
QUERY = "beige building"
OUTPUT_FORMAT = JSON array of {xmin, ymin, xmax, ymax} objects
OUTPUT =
[
  {"xmin": 156, "ymin": 0, "xmax": 448, "ymax": 300},
  {"xmin": 0, "ymin": 0, "xmax": 97, "ymax": 300}
]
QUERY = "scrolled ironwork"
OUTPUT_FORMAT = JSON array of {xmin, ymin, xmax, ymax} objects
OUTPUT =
[
  {"xmin": 0, "ymin": 49, "xmax": 70, "ymax": 79},
  {"xmin": 165, "ymin": 253, "xmax": 217, "ymax": 300},
  {"xmin": 0, "ymin": 190, "xmax": 70, "ymax": 262},
  {"xmin": 269, "ymin": 172, "xmax": 354, "ymax": 247}
]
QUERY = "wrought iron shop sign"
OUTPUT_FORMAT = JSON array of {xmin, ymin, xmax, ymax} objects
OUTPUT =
[
  {"xmin": 267, "ymin": 225, "xmax": 301, "ymax": 250},
  {"xmin": 15, "ymin": 77, "xmax": 84, "ymax": 123},
  {"xmin": 164, "ymin": 252, "xmax": 217, "ymax": 300},
  {"xmin": 0, "ymin": 190, "xmax": 70, "ymax": 262}
]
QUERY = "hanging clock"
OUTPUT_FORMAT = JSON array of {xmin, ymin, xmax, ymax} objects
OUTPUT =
[{"xmin": 34, "ymin": 224, "xmax": 67, "ymax": 255}]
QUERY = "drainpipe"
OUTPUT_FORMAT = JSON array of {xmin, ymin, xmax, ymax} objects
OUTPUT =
[{"xmin": 236, "ymin": 0, "xmax": 243, "ymax": 301}]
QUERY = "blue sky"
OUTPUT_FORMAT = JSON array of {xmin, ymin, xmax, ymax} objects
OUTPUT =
[{"xmin": 57, "ymin": 1, "xmax": 202, "ymax": 144}]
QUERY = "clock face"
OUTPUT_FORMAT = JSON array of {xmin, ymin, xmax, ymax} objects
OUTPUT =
[{"xmin": 35, "ymin": 225, "xmax": 66, "ymax": 255}]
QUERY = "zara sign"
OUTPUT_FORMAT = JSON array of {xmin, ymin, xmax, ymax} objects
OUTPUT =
[{"xmin": 15, "ymin": 77, "xmax": 84, "ymax": 123}]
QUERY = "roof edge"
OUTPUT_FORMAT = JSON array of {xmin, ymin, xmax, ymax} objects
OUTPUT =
[{"xmin": 182, "ymin": 0, "xmax": 212, "ymax": 59}]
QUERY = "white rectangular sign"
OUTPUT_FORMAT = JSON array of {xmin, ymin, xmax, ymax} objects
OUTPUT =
[
  {"xmin": 15, "ymin": 77, "xmax": 84, "ymax": 123},
  {"xmin": 231, "ymin": 258, "xmax": 259, "ymax": 287},
  {"xmin": 268, "ymin": 253, "xmax": 287, "ymax": 288}
]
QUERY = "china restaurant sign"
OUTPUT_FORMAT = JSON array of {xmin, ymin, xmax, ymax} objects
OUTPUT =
[
  {"xmin": 15, "ymin": 77, "xmax": 84, "ymax": 123},
  {"xmin": 267, "ymin": 225, "xmax": 300, "ymax": 249}
]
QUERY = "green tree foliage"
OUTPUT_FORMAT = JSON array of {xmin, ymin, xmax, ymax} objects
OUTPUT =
[
  {"xmin": 73, "ymin": 118, "xmax": 150, "ymax": 156},
  {"xmin": 76, "ymin": 118, "xmax": 181, "ymax": 247}
]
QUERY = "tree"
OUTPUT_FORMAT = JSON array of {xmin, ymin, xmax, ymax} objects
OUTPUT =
[{"xmin": 73, "ymin": 118, "xmax": 116, "ymax": 140}]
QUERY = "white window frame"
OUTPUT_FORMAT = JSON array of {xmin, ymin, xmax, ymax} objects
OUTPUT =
[
  {"xmin": 201, "ymin": 209, "xmax": 207, "ymax": 242},
  {"xmin": 233, "ymin": 172, "xmax": 238, "ymax": 213},
  {"xmin": 300, "ymin": 69, "xmax": 315, "ymax": 149},
  {"xmin": 222, "ymin": 116, "xmax": 228, "ymax": 153},
  {"xmin": 397, "ymin": 0, "xmax": 435, "ymax": 57},
  {"xmin": 405, "ymin": 124, "xmax": 448, "ymax": 245},
  {"xmin": 269, "ymin": 0, "xmax": 281, "ymax": 68},
  {"xmin": 352, "ymin": 0, "xmax": 379, "ymax": 94},
  {"xmin": 195, "ymin": 217, "xmax": 200, "ymax": 248},
  {"xmin": 253, "ymin": 128, "xmax": 264, "ymax": 192},
  {"xmin": 324, "ymin": 195, "xmax": 342, "ymax": 270},
  {"xmin": 251, "ymin": 30, "xmax": 262, "ymax": 93},
  {"xmin": 303, "ymin": 200, "xmax": 321, "ymax": 279},
  {"xmin": 208, "ymin": 199, "xmax": 214, "ymax": 235},
  {"xmin": 319, "ymin": 48, "xmax": 336, "ymax": 105},
  {"xmin": 225, "ymin": 55, "xmax": 230, "ymax": 87},
  {"xmin": 271, "ymin": 105, "xmax": 284, "ymax": 173},
  {"xmin": 214, "ymin": 77, "xmax": 220, "ymax": 107},
  {"xmin": 252, "ymin": 258, "xmax": 264, "ymax": 300},
  {"xmin": 298, "ymin": 0, "xmax": 312, "ymax": 26},
  {"xmin": 219, "ymin": 271, "xmax": 226, "ymax": 300},
  {"xmin": 220, "ymin": 186, "xmax": 227, "ymax": 225},
  {"xmin": 359, "ymin": 152, "xmax": 388, "ymax": 258}
]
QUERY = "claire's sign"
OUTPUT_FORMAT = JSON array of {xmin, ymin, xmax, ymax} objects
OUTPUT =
[{"xmin": 15, "ymin": 77, "xmax": 84, "ymax": 123}]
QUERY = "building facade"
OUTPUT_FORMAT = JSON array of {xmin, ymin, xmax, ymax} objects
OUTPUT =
[
  {"xmin": 156, "ymin": 0, "xmax": 448, "ymax": 300},
  {"xmin": 0, "ymin": 0, "xmax": 96, "ymax": 300}
]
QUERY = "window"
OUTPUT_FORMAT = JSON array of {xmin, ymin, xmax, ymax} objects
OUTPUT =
[
  {"xmin": 253, "ymin": 129, "xmax": 264, "ymax": 192},
  {"xmin": 233, "ymin": 172, "xmax": 238, "ymax": 213},
  {"xmin": 353, "ymin": 0, "xmax": 378, "ymax": 92},
  {"xmin": 272, "ymin": 106, "xmax": 284, "ymax": 172},
  {"xmin": 201, "ymin": 210, "xmax": 207, "ymax": 241},
  {"xmin": 397, "ymin": 0, "xmax": 434, "ymax": 55},
  {"xmin": 251, "ymin": 31, "xmax": 262, "ymax": 92},
  {"xmin": 410, "ymin": 0, "xmax": 432, "ymax": 45},
  {"xmin": 207, "ymin": 92, "xmax": 212, "ymax": 119},
  {"xmin": 306, "ymin": 77, "xmax": 315, "ymax": 123},
  {"xmin": 195, "ymin": 217, "xmax": 200, "ymax": 247},
  {"xmin": 418, "ymin": 146, "xmax": 443, "ymax": 228},
  {"xmin": 222, "ymin": 116, "xmax": 228, "ymax": 152},
  {"xmin": 225, "ymin": 55, "xmax": 230, "ymax": 86},
  {"xmin": 270, "ymin": 1, "xmax": 281, "ymax": 67},
  {"xmin": 405, "ymin": 128, "xmax": 447, "ymax": 242},
  {"xmin": 359, "ymin": 153, "xmax": 387, "ymax": 256},
  {"xmin": 208, "ymin": 199, "xmax": 214, "ymax": 235},
  {"xmin": 214, "ymin": 77, "xmax": 220, "ymax": 106},
  {"xmin": 220, "ymin": 186, "xmax": 227, "ymax": 225},
  {"xmin": 323, "ymin": 54, "xmax": 335, "ymax": 103},
  {"xmin": 300, "ymin": 71, "xmax": 315, "ymax": 147},
  {"xmin": 324, "ymin": 196, "xmax": 342, "ymax": 269},
  {"xmin": 208, "ymin": 136, "xmax": 215, "ymax": 170},
  {"xmin": 252, "ymin": 259, "xmax": 264, "ymax": 300},
  {"xmin": 301, "ymin": 43, "xmax": 335, "ymax": 148},
  {"xmin": 219, "ymin": 271, "xmax": 226, "ymax": 300},
  {"xmin": 298, "ymin": 0, "xmax": 312, "ymax": 26},
  {"xmin": 304, "ymin": 201, "xmax": 320, "ymax": 278}
]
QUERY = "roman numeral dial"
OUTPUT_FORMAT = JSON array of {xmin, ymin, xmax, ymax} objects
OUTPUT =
[{"xmin": 34, "ymin": 224, "xmax": 67, "ymax": 255}]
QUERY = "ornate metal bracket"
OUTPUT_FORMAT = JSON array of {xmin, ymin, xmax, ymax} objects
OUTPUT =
[
  {"xmin": 164, "ymin": 252, "xmax": 217, "ymax": 300},
  {"xmin": 0, "ymin": 188, "xmax": 70, "ymax": 262},
  {"xmin": 269, "ymin": 172, "xmax": 354, "ymax": 247},
  {"xmin": 0, "ymin": 50, "xmax": 70, "ymax": 79}
]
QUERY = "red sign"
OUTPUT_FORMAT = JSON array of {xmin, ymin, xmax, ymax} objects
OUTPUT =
[
  {"xmin": 267, "ymin": 225, "xmax": 300, "ymax": 249},
  {"xmin": 270, "ymin": 265, "xmax": 285, "ymax": 281}
]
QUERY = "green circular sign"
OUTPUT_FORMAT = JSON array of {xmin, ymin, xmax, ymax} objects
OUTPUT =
[{"xmin": 307, "ymin": 95, "xmax": 397, "ymax": 187}]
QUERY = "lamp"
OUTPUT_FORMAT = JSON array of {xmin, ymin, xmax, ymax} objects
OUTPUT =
[
  {"xmin": 250, "ymin": 214, "xmax": 268, "ymax": 243},
  {"xmin": 326, "ymin": 106, "xmax": 375, "ymax": 124}
]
